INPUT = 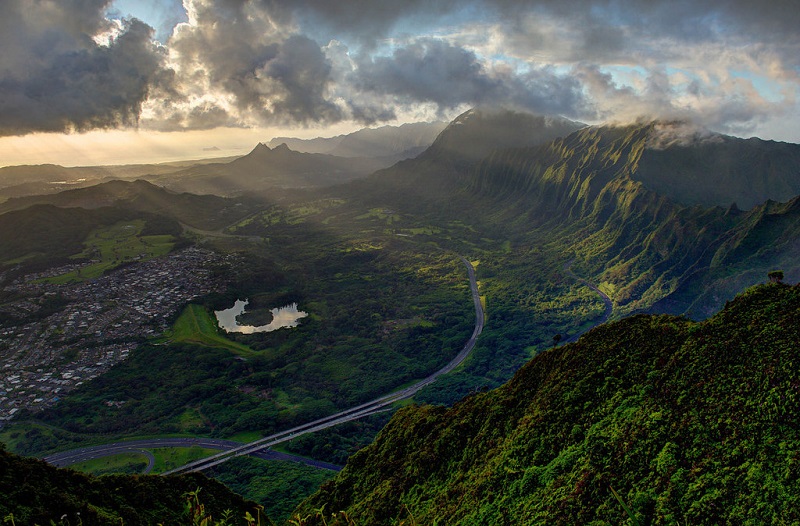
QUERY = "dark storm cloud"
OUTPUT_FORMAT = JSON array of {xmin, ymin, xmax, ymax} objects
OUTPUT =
[
  {"xmin": 268, "ymin": 0, "xmax": 461, "ymax": 47},
  {"xmin": 0, "ymin": 0, "xmax": 167, "ymax": 136},
  {"xmin": 261, "ymin": 35, "xmax": 342, "ymax": 123},
  {"xmin": 1, "ymin": 0, "xmax": 797, "ymax": 136},
  {"xmin": 270, "ymin": 0, "xmax": 799, "ymax": 50},
  {"xmin": 158, "ymin": 0, "xmax": 342, "ymax": 128},
  {"xmin": 350, "ymin": 39, "xmax": 587, "ymax": 118}
]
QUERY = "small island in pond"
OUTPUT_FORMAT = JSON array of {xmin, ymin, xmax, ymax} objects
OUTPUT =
[{"xmin": 215, "ymin": 300, "xmax": 308, "ymax": 334}]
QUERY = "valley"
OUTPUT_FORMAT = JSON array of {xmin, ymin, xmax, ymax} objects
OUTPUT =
[{"xmin": 1, "ymin": 109, "xmax": 799, "ymax": 523}]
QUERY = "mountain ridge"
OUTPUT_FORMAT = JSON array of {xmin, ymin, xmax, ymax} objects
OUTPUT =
[
  {"xmin": 268, "ymin": 121, "xmax": 447, "ymax": 160},
  {"xmin": 298, "ymin": 282, "xmax": 800, "ymax": 524},
  {"xmin": 143, "ymin": 142, "xmax": 390, "ymax": 196}
]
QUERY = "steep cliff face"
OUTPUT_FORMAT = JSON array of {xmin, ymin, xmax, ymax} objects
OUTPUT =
[
  {"xmin": 462, "ymin": 122, "xmax": 800, "ymax": 316},
  {"xmin": 298, "ymin": 283, "xmax": 800, "ymax": 525}
]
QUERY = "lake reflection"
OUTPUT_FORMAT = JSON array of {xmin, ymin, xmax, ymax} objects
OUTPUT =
[{"xmin": 215, "ymin": 300, "xmax": 308, "ymax": 334}]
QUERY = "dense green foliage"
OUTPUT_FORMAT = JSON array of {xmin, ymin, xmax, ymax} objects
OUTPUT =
[
  {"xmin": 10, "ymin": 238, "xmax": 472, "ymax": 450},
  {"xmin": 0, "ymin": 204, "xmax": 143, "ymax": 265},
  {"xmin": 208, "ymin": 457, "xmax": 335, "ymax": 523},
  {"xmin": 0, "ymin": 447, "xmax": 256, "ymax": 525},
  {"xmin": 299, "ymin": 283, "xmax": 800, "ymax": 524}
]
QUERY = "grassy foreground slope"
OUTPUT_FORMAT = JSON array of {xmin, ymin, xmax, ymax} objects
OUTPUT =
[{"xmin": 299, "ymin": 281, "xmax": 800, "ymax": 525}]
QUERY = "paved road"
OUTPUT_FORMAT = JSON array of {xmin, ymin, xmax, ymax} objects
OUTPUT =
[
  {"xmin": 45, "ymin": 437, "xmax": 342, "ymax": 472},
  {"xmin": 164, "ymin": 256, "xmax": 483, "ymax": 474},
  {"xmin": 562, "ymin": 260, "xmax": 613, "ymax": 343},
  {"xmin": 43, "ymin": 255, "xmax": 483, "ymax": 476}
]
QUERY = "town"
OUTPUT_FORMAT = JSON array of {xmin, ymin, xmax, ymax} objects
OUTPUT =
[{"xmin": 0, "ymin": 247, "xmax": 233, "ymax": 425}]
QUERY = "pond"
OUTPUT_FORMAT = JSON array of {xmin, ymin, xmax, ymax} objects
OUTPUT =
[{"xmin": 215, "ymin": 299, "xmax": 308, "ymax": 334}]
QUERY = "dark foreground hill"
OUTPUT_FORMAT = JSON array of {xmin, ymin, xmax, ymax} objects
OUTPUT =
[
  {"xmin": 0, "ymin": 447, "xmax": 256, "ymax": 526},
  {"xmin": 298, "ymin": 282, "xmax": 800, "ymax": 525}
]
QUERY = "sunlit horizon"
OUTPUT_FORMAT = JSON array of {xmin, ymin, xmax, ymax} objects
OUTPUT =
[{"xmin": 0, "ymin": 124, "xmax": 372, "ymax": 169}]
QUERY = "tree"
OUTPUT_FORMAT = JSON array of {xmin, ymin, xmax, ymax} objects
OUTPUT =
[
  {"xmin": 552, "ymin": 334, "xmax": 562, "ymax": 347},
  {"xmin": 768, "ymin": 270, "xmax": 784, "ymax": 284}
]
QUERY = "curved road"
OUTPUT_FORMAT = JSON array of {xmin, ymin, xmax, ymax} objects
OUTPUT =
[
  {"xmin": 562, "ymin": 261, "xmax": 613, "ymax": 343},
  {"xmin": 44, "ymin": 256, "xmax": 483, "ymax": 476}
]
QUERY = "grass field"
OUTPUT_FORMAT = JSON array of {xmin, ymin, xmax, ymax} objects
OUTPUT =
[
  {"xmin": 168, "ymin": 304, "xmax": 256, "ymax": 356},
  {"xmin": 151, "ymin": 446, "xmax": 217, "ymax": 473},
  {"xmin": 69, "ymin": 452, "xmax": 150, "ymax": 475},
  {"xmin": 40, "ymin": 220, "xmax": 175, "ymax": 284}
]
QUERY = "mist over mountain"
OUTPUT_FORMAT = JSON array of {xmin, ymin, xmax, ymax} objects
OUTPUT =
[
  {"xmin": 336, "ymin": 110, "xmax": 800, "ymax": 319},
  {"xmin": 268, "ymin": 121, "xmax": 447, "ymax": 162},
  {"xmin": 635, "ymin": 126, "xmax": 800, "ymax": 209},
  {"xmin": 464, "ymin": 121, "xmax": 800, "ymax": 317},
  {"xmin": 423, "ymin": 108, "xmax": 586, "ymax": 163}
]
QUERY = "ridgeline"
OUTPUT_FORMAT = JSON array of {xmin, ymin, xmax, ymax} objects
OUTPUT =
[{"xmin": 298, "ymin": 282, "xmax": 800, "ymax": 524}]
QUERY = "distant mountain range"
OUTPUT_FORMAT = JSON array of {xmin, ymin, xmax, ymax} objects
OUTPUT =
[
  {"xmin": 0, "ymin": 122, "xmax": 447, "ymax": 200},
  {"xmin": 0, "ymin": 157, "xmax": 238, "ymax": 199},
  {"xmin": 0, "ymin": 179, "xmax": 259, "ymax": 231},
  {"xmin": 139, "ymin": 142, "xmax": 392, "ymax": 196},
  {"xmin": 268, "ymin": 121, "xmax": 447, "ymax": 162}
]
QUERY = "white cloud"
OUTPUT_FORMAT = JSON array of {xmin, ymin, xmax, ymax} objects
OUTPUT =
[{"xmin": 0, "ymin": 0, "xmax": 798, "ymax": 141}]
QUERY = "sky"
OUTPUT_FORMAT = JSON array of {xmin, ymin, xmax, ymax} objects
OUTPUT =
[{"xmin": 0, "ymin": 0, "xmax": 798, "ymax": 167}]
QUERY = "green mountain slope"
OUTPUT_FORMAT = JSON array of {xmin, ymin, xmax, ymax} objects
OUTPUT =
[
  {"xmin": 462, "ymin": 123, "xmax": 800, "ymax": 317},
  {"xmin": 298, "ymin": 282, "xmax": 800, "ymax": 525},
  {"xmin": 0, "ymin": 447, "xmax": 256, "ymax": 525},
  {"xmin": 0, "ymin": 203, "xmax": 184, "ymax": 269},
  {"xmin": 0, "ymin": 179, "xmax": 259, "ymax": 230},
  {"xmin": 344, "ymin": 108, "xmax": 586, "ymax": 208}
]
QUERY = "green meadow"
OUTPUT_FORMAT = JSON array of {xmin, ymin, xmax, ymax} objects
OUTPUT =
[
  {"xmin": 40, "ymin": 219, "xmax": 175, "ymax": 284},
  {"xmin": 168, "ymin": 304, "xmax": 256, "ymax": 357}
]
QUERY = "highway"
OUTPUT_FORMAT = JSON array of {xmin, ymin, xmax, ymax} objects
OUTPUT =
[
  {"xmin": 44, "ymin": 437, "xmax": 343, "ymax": 473},
  {"xmin": 162, "ymin": 256, "xmax": 483, "ymax": 474},
  {"xmin": 44, "ymin": 256, "xmax": 483, "ymax": 476}
]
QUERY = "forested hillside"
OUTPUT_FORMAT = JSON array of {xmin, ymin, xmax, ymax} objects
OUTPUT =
[
  {"xmin": 299, "ymin": 281, "xmax": 800, "ymax": 525},
  {"xmin": 0, "ymin": 447, "xmax": 256, "ymax": 525}
]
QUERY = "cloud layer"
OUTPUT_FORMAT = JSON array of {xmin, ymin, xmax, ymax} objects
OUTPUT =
[{"xmin": 1, "ymin": 0, "xmax": 798, "ymax": 139}]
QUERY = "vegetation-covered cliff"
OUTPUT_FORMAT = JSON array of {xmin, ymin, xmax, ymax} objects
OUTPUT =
[{"xmin": 299, "ymin": 281, "xmax": 800, "ymax": 525}]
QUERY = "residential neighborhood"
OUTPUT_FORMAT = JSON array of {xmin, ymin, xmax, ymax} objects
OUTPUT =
[{"xmin": 0, "ymin": 247, "xmax": 232, "ymax": 424}]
